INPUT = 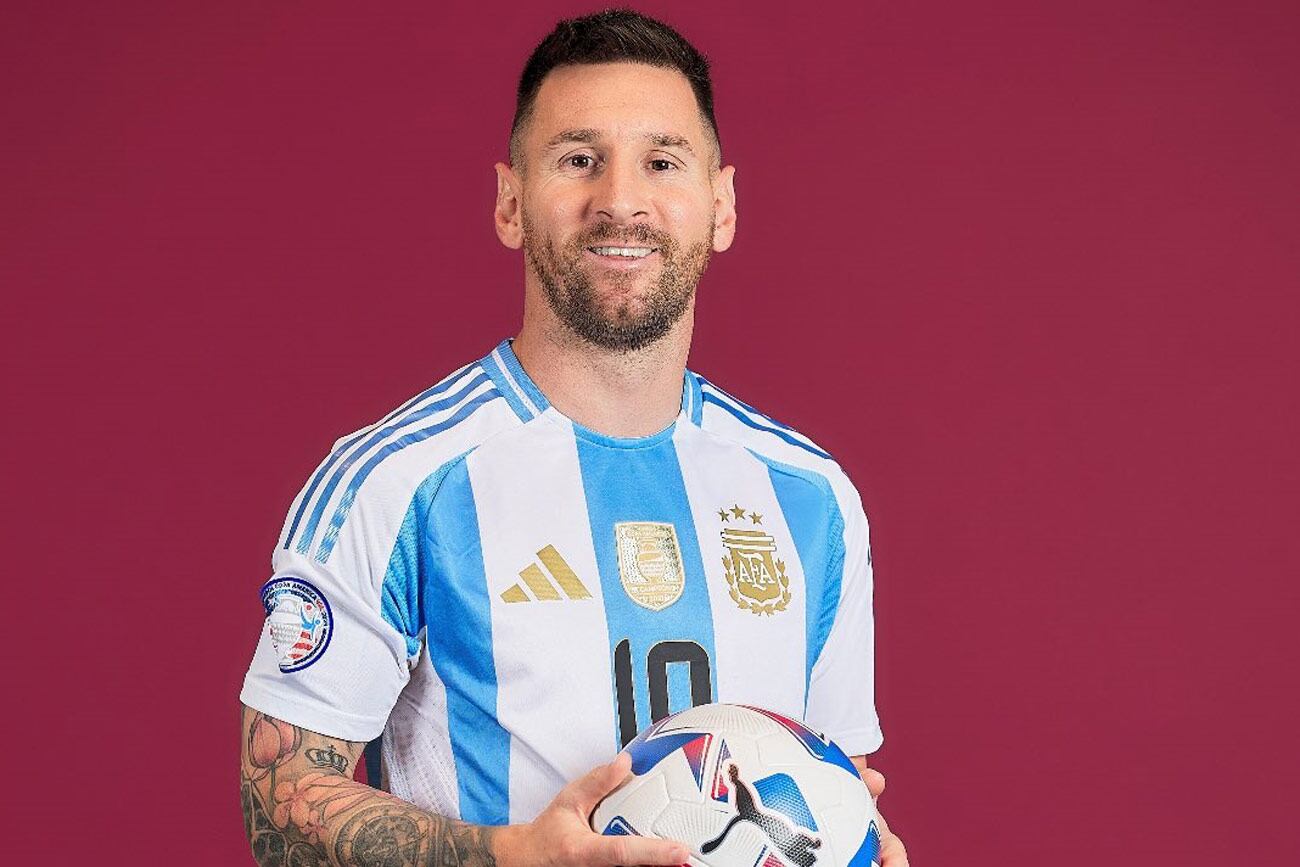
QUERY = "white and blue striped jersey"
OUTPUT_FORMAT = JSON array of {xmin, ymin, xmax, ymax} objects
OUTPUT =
[{"xmin": 241, "ymin": 339, "xmax": 882, "ymax": 824}]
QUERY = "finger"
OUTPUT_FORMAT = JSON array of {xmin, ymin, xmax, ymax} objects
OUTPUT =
[
  {"xmin": 879, "ymin": 831, "xmax": 909, "ymax": 867},
  {"xmin": 590, "ymin": 831, "xmax": 689, "ymax": 867},
  {"xmin": 860, "ymin": 767, "xmax": 886, "ymax": 800},
  {"xmin": 560, "ymin": 752, "xmax": 632, "ymax": 814}
]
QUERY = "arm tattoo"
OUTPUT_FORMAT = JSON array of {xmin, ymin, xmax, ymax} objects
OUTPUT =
[
  {"xmin": 333, "ymin": 803, "xmax": 427, "ymax": 865},
  {"xmin": 443, "ymin": 825, "xmax": 498, "ymax": 867},
  {"xmin": 242, "ymin": 778, "xmax": 289, "ymax": 865},
  {"xmin": 241, "ymin": 706, "xmax": 497, "ymax": 866},
  {"xmin": 246, "ymin": 710, "xmax": 304, "ymax": 782},
  {"xmin": 305, "ymin": 743, "xmax": 350, "ymax": 776},
  {"xmin": 333, "ymin": 804, "xmax": 497, "ymax": 867}
]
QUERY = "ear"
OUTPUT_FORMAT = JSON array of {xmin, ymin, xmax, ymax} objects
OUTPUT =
[
  {"xmin": 494, "ymin": 162, "xmax": 524, "ymax": 250},
  {"xmin": 711, "ymin": 164, "xmax": 737, "ymax": 253}
]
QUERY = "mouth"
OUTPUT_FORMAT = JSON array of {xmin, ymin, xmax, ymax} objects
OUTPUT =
[
  {"xmin": 587, "ymin": 246, "xmax": 658, "ymax": 259},
  {"xmin": 585, "ymin": 246, "xmax": 660, "ymax": 270}
]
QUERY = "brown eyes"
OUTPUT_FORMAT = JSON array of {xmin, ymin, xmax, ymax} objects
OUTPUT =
[{"xmin": 563, "ymin": 155, "xmax": 678, "ymax": 172}]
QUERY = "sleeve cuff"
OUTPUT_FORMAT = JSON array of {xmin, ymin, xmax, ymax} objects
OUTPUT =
[
  {"xmin": 239, "ymin": 680, "xmax": 388, "ymax": 743},
  {"xmin": 832, "ymin": 722, "xmax": 884, "ymax": 757}
]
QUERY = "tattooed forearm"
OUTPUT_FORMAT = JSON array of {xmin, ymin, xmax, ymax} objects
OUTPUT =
[
  {"xmin": 240, "ymin": 704, "xmax": 498, "ymax": 867},
  {"xmin": 333, "ymin": 803, "xmax": 427, "ymax": 864},
  {"xmin": 243, "ymin": 778, "xmax": 289, "ymax": 865},
  {"xmin": 333, "ymin": 803, "xmax": 498, "ymax": 867},
  {"xmin": 306, "ymin": 744, "xmax": 350, "ymax": 776},
  {"xmin": 247, "ymin": 711, "xmax": 304, "ymax": 775}
]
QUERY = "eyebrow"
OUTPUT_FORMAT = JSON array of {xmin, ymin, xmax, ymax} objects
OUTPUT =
[{"xmin": 543, "ymin": 128, "xmax": 697, "ymax": 156}]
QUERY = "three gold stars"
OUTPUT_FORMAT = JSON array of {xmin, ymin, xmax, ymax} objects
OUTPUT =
[{"xmin": 719, "ymin": 504, "xmax": 763, "ymax": 524}]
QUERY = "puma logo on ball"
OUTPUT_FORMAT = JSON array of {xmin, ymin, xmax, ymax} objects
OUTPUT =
[{"xmin": 701, "ymin": 763, "xmax": 822, "ymax": 867}]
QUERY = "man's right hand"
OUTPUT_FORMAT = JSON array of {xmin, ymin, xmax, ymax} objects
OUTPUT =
[{"xmin": 496, "ymin": 752, "xmax": 689, "ymax": 867}]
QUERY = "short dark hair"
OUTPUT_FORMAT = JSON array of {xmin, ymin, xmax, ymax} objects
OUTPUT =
[{"xmin": 509, "ymin": 8, "xmax": 720, "ymax": 171}]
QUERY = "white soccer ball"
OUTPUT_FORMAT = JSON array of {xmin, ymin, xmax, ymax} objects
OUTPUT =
[{"xmin": 590, "ymin": 703, "xmax": 880, "ymax": 867}]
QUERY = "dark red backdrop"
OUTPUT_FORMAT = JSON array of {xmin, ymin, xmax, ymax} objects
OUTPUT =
[{"xmin": 4, "ymin": 1, "xmax": 1297, "ymax": 863}]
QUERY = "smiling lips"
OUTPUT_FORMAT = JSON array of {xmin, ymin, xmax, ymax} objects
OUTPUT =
[
  {"xmin": 588, "ymin": 245, "xmax": 657, "ymax": 259},
  {"xmin": 584, "ymin": 245, "xmax": 660, "ymax": 270}
]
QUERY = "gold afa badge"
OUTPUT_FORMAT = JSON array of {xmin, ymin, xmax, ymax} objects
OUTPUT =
[
  {"xmin": 718, "ymin": 504, "xmax": 792, "ymax": 616},
  {"xmin": 615, "ymin": 522, "xmax": 685, "ymax": 611}
]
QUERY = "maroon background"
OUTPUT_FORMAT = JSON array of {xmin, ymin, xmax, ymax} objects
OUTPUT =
[{"xmin": 3, "ymin": 1, "xmax": 1297, "ymax": 863}]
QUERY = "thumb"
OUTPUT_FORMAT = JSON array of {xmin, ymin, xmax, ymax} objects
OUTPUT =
[
  {"xmin": 860, "ymin": 767, "xmax": 886, "ymax": 800},
  {"xmin": 561, "ymin": 752, "xmax": 632, "ymax": 815}
]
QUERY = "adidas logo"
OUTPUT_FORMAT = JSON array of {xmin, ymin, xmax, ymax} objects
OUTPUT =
[{"xmin": 501, "ymin": 545, "xmax": 592, "ymax": 603}]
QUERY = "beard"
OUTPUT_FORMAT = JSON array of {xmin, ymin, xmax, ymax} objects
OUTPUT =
[{"xmin": 522, "ymin": 213, "xmax": 714, "ymax": 353}]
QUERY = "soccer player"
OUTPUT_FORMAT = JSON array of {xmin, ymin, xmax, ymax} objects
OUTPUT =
[{"xmin": 240, "ymin": 10, "xmax": 908, "ymax": 866}]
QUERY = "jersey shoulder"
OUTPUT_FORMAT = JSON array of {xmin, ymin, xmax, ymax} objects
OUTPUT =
[
  {"xmin": 690, "ymin": 372, "xmax": 873, "ymax": 563},
  {"xmin": 277, "ymin": 351, "xmax": 538, "ymax": 565},
  {"xmin": 692, "ymin": 371, "xmax": 849, "ymax": 481}
]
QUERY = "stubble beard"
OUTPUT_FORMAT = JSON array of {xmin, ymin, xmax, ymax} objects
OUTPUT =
[{"xmin": 522, "ymin": 213, "xmax": 714, "ymax": 353}]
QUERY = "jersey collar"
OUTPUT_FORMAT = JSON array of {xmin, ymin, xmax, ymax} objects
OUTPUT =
[{"xmin": 481, "ymin": 338, "xmax": 703, "ymax": 433}]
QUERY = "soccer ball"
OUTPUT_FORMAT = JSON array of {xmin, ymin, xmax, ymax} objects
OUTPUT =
[{"xmin": 590, "ymin": 704, "xmax": 880, "ymax": 867}]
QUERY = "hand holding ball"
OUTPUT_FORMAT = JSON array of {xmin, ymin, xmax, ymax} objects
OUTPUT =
[{"xmin": 590, "ymin": 704, "xmax": 880, "ymax": 867}]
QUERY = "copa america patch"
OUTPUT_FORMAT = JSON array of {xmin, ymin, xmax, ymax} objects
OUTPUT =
[{"xmin": 261, "ymin": 577, "xmax": 333, "ymax": 673}]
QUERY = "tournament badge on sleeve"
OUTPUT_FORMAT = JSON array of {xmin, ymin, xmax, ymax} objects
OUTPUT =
[{"xmin": 260, "ymin": 577, "xmax": 334, "ymax": 672}]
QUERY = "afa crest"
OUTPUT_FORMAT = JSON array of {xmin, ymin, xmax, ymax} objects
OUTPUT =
[{"xmin": 718, "ymin": 504, "xmax": 792, "ymax": 616}]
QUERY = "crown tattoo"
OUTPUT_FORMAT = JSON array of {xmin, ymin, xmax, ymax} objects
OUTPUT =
[{"xmin": 305, "ymin": 744, "xmax": 349, "ymax": 774}]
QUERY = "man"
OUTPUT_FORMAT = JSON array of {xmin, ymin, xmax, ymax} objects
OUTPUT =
[{"xmin": 241, "ymin": 10, "xmax": 908, "ymax": 866}]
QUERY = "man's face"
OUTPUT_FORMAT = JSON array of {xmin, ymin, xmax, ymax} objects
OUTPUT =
[{"xmin": 499, "ymin": 62, "xmax": 735, "ymax": 352}]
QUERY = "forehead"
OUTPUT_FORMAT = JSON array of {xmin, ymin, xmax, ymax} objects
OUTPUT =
[{"xmin": 527, "ymin": 62, "xmax": 704, "ymax": 146}]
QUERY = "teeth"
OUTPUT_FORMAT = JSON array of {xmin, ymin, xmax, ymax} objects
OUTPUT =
[{"xmin": 590, "ymin": 246, "xmax": 654, "ymax": 258}]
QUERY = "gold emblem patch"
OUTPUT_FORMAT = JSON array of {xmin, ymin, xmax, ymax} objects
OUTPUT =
[
  {"xmin": 719, "ymin": 504, "xmax": 792, "ymax": 616},
  {"xmin": 615, "ymin": 522, "xmax": 685, "ymax": 611}
]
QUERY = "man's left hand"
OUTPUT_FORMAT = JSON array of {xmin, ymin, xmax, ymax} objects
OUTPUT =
[{"xmin": 852, "ymin": 756, "xmax": 910, "ymax": 867}]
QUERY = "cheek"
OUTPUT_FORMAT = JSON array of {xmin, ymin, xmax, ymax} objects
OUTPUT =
[
  {"xmin": 523, "ymin": 187, "xmax": 581, "ymax": 237},
  {"xmin": 534, "ymin": 185, "xmax": 584, "ymax": 224},
  {"xmin": 539, "ymin": 199, "xmax": 586, "ymax": 248},
  {"xmin": 549, "ymin": 197, "xmax": 582, "ymax": 224},
  {"xmin": 658, "ymin": 190, "xmax": 713, "ymax": 239}
]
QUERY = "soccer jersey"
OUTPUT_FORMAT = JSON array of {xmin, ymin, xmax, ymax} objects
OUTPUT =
[{"xmin": 241, "ymin": 339, "xmax": 882, "ymax": 825}]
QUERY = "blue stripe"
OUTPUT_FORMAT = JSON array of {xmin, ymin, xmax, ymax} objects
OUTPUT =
[
  {"xmin": 314, "ymin": 388, "xmax": 500, "ymax": 563},
  {"xmin": 496, "ymin": 339, "xmax": 550, "ymax": 412},
  {"xmin": 296, "ymin": 372, "xmax": 491, "ymax": 557},
  {"xmin": 848, "ymin": 821, "xmax": 882, "ymax": 867},
  {"xmin": 749, "ymin": 452, "xmax": 845, "ymax": 706},
  {"xmin": 575, "ymin": 432, "xmax": 716, "ymax": 744},
  {"xmin": 701, "ymin": 392, "xmax": 833, "ymax": 461},
  {"xmin": 479, "ymin": 351, "xmax": 533, "ymax": 422},
  {"xmin": 282, "ymin": 364, "xmax": 478, "ymax": 550},
  {"xmin": 699, "ymin": 377, "xmax": 797, "ymax": 432},
  {"xmin": 686, "ymin": 372, "xmax": 704, "ymax": 426},
  {"xmin": 379, "ymin": 456, "xmax": 469, "ymax": 658},
  {"xmin": 423, "ymin": 459, "xmax": 511, "ymax": 824}
]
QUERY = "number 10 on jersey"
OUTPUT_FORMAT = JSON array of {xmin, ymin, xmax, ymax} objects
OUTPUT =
[{"xmin": 613, "ymin": 638, "xmax": 713, "ymax": 747}]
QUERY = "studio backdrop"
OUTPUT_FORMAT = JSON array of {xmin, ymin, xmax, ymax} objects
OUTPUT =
[{"xmin": 3, "ymin": 1, "xmax": 1296, "ymax": 863}]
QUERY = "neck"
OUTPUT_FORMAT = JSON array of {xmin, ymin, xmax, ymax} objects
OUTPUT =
[{"xmin": 512, "ymin": 301, "xmax": 694, "ymax": 438}]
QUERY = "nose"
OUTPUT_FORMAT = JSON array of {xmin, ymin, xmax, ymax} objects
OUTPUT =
[{"xmin": 591, "ymin": 155, "xmax": 650, "ymax": 224}]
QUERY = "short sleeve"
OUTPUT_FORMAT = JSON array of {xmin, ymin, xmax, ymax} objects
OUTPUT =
[
  {"xmin": 240, "ymin": 473, "xmax": 419, "ymax": 743},
  {"xmin": 803, "ymin": 485, "xmax": 884, "ymax": 756}
]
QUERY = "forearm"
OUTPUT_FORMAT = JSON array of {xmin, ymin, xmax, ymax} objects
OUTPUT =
[{"xmin": 240, "ymin": 705, "xmax": 498, "ymax": 867}]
